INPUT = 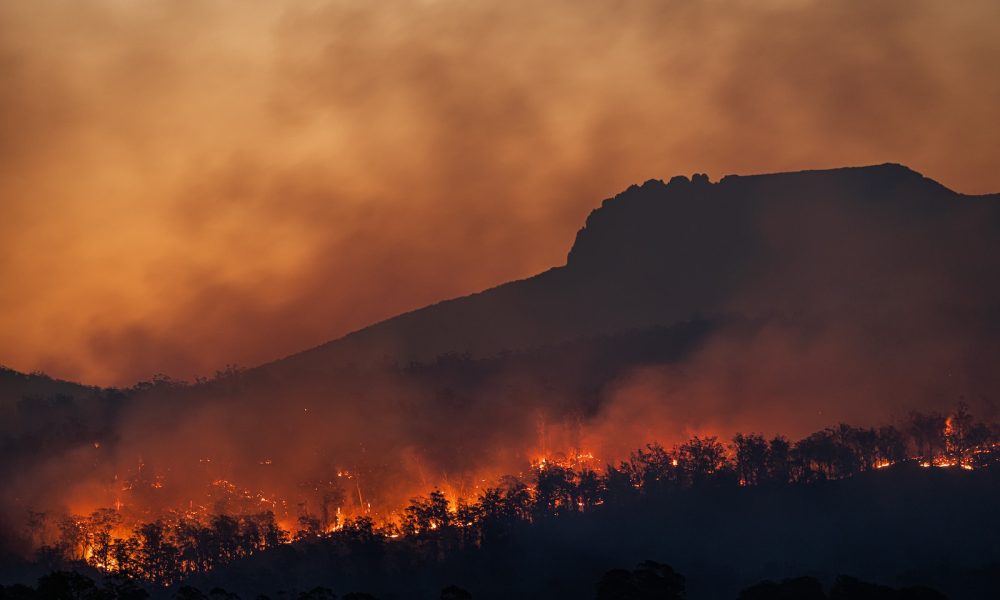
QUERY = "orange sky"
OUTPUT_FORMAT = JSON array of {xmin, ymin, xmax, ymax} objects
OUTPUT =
[{"xmin": 1, "ymin": 0, "xmax": 999, "ymax": 386}]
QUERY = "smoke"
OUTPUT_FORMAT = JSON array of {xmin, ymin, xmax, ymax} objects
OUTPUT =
[
  {"xmin": 1, "ymin": 0, "xmax": 999, "ymax": 385},
  {"xmin": 2, "ymin": 0, "xmax": 1000, "ymax": 561}
]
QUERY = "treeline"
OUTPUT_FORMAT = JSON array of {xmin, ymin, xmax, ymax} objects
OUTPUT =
[
  {"xmin": 34, "ymin": 513, "xmax": 289, "ymax": 585},
  {"xmin": 28, "ymin": 409, "xmax": 1000, "ymax": 586}
]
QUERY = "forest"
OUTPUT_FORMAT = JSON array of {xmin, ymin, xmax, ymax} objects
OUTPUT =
[{"xmin": 4, "ymin": 406, "xmax": 999, "ymax": 599}]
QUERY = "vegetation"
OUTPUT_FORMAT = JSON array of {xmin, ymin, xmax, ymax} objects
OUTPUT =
[{"xmin": 12, "ymin": 408, "xmax": 999, "ymax": 593}]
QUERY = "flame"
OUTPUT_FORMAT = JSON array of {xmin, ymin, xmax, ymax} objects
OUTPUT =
[{"xmin": 25, "ymin": 409, "xmax": 999, "ymax": 582}]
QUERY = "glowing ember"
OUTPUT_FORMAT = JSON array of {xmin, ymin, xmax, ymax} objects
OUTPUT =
[{"xmin": 17, "ymin": 408, "xmax": 998, "ymax": 583}]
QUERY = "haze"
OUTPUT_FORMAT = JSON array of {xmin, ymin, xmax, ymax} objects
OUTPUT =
[{"xmin": 2, "ymin": 0, "xmax": 999, "ymax": 386}]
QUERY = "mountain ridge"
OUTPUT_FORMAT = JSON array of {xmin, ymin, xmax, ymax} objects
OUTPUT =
[
  {"xmin": 3, "ymin": 163, "xmax": 997, "ymax": 389},
  {"xmin": 263, "ymin": 163, "xmax": 1000, "ymax": 378}
]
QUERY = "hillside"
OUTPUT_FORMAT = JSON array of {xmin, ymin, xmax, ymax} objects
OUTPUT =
[
  {"xmin": 265, "ymin": 164, "xmax": 1000, "ymax": 379},
  {"xmin": 3, "ymin": 165, "xmax": 1000, "ymax": 574}
]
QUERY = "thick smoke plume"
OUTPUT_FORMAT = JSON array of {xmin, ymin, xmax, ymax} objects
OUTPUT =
[
  {"xmin": 2, "ymin": 0, "xmax": 1000, "ymax": 565},
  {"xmin": 1, "ymin": 0, "xmax": 999, "ymax": 385}
]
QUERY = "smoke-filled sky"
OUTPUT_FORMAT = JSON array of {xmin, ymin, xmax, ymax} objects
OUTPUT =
[{"xmin": 2, "ymin": 0, "xmax": 999, "ymax": 386}]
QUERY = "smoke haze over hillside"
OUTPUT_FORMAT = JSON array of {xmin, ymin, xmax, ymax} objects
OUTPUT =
[
  {"xmin": 1, "ymin": 0, "xmax": 999, "ymax": 385},
  {"xmin": 4, "ymin": 165, "xmax": 1000, "ymax": 555}
]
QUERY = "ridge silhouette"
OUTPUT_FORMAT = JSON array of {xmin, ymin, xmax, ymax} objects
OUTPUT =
[
  {"xmin": 4, "ymin": 165, "xmax": 1000, "ymax": 600},
  {"xmin": 263, "ymin": 163, "xmax": 1000, "ymax": 377}
]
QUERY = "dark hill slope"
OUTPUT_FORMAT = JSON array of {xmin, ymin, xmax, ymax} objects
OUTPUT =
[
  {"xmin": 0, "ymin": 366, "xmax": 97, "ymax": 404},
  {"xmin": 265, "ymin": 164, "xmax": 1000, "ymax": 377}
]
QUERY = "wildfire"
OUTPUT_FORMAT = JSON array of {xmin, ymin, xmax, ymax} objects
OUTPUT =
[
  {"xmin": 919, "ymin": 457, "xmax": 975, "ymax": 470},
  {"xmin": 532, "ymin": 450, "xmax": 600, "ymax": 472},
  {"xmin": 22, "ymin": 409, "xmax": 1000, "ymax": 584}
]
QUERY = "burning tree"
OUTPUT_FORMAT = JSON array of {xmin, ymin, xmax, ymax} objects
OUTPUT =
[{"xmin": 18, "ymin": 407, "xmax": 1000, "ymax": 584}]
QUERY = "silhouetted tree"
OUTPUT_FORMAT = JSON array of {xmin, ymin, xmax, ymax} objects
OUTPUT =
[
  {"xmin": 794, "ymin": 430, "xmax": 839, "ymax": 481},
  {"xmin": 534, "ymin": 463, "xmax": 576, "ymax": 516},
  {"xmin": 403, "ymin": 489, "xmax": 451, "ymax": 535},
  {"xmin": 500, "ymin": 478, "xmax": 532, "ymax": 521},
  {"xmin": 341, "ymin": 516, "xmax": 377, "ymax": 544},
  {"xmin": 876, "ymin": 426, "xmax": 908, "ymax": 465},
  {"xmin": 56, "ymin": 518, "xmax": 86, "ymax": 562},
  {"xmin": 765, "ymin": 436, "xmax": 792, "ymax": 484},
  {"xmin": 677, "ymin": 436, "xmax": 728, "ymax": 486},
  {"xmin": 87, "ymin": 509, "xmax": 121, "ymax": 570},
  {"xmin": 135, "ymin": 521, "xmax": 179, "ymax": 584},
  {"xmin": 454, "ymin": 499, "xmax": 482, "ymax": 548},
  {"xmin": 631, "ymin": 444, "xmax": 677, "ymax": 493},
  {"xmin": 239, "ymin": 512, "xmax": 287, "ymax": 554},
  {"xmin": 946, "ymin": 403, "xmax": 975, "ymax": 457},
  {"xmin": 733, "ymin": 433, "xmax": 769, "ymax": 486},
  {"xmin": 295, "ymin": 508, "xmax": 323, "ymax": 542},
  {"xmin": 837, "ymin": 425, "xmax": 878, "ymax": 472},
  {"xmin": 214, "ymin": 515, "xmax": 245, "ymax": 562},
  {"xmin": 110, "ymin": 536, "xmax": 142, "ymax": 580},
  {"xmin": 175, "ymin": 519, "xmax": 215, "ymax": 574},
  {"xmin": 604, "ymin": 463, "xmax": 640, "ymax": 505},
  {"xmin": 476, "ymin": 479, "xmax": 530, "ymax": 543},
  {"xmin": 576, "ymin": 468, "xmax": 604, "ymax": 509},
  {"xmin": 909, "ymin": 411, "xmax": 947, "ymax": 463}
]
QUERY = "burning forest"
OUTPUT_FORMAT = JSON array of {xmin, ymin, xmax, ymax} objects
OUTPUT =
[
  {"xmin": 4, "ymin": 163, "xmax": 1000, "ymax": 597},
  {"xmin": 3, "ymin": 0, "xmax": 1000, "ymax": 596},
  {"xmin": 9, "ymin": 403, "xmax": 1000, "ymax": 588}
]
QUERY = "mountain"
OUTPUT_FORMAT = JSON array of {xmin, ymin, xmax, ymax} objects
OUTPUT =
[
  {"xmin": 4, "ymin": 163, "xmax": 1000, "ymax": 575},
  {"xmin": 265, "ymin": 163, "xmax": 1000, "ymax": 377},
  {"xmin": 7, "ymin": 163, "xmax": 1000, "ymax": 476}
]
